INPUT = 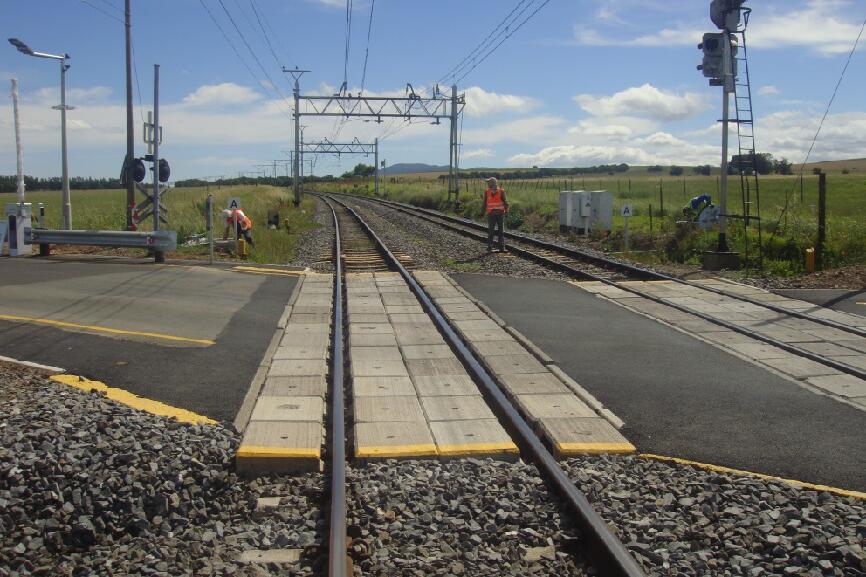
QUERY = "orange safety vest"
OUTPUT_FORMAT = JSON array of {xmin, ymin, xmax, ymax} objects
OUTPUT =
[
  {"xmin": 484, "ymin": 188, "xmax": 506, "ymax": 214},
  {"xmin": 226, "ymin": 209, "xmax": 253, "ymax": 231}
]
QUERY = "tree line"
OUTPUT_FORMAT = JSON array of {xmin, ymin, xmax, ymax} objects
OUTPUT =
[{"xmin": 0, "ymin": 175, "xmax": 122, "ymax": 193}]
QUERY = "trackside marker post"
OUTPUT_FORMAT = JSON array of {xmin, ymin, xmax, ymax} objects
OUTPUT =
[{"xmin": 621, "ymin": 204, "xmax": 633, "ymax": 252}]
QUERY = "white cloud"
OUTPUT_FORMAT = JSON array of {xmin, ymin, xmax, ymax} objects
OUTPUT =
[
  {"xmin": 573, "ymin": 1, "xmax": 866, "ymax": 55},
  {"xmin": 758, "ymin": 85, "xmax": 780, "ymax": 96},
  {"xmin": 575, "ymin": 84, "xmax": 707, "ymax": 122},
  {"xmin": 461, "ymin": 148, "xmax": 495, "ymax": 160},
  {"xmin": 462, "ymin": 86, "xmax": 540, "ymax": 117},
  {"xmin": 462, "ymin": 115, "xmax": 568, "ymax": 145},
  {"xmin": 181, "ymin": 83, "xmax": 262, "ymax": 107}
]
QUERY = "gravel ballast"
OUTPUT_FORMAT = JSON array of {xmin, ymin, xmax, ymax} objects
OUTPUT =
[
  {"xmin": 293, "ymin": 197, "xmax": 335, "ymax": 272},
  {"xmin": 566, "ymin": 455, "xmax": 866, "ymax": 577},
  {"xmin": 347, "ymin": 458, "xmax": 589, "ymax": 576},
  {"xmin": 0, "ymin": 363, "xmax": 324, "ymax": 577},
  {"xmin": 340, "ymin": 196, "xmax": 569, "ymax": 280}
]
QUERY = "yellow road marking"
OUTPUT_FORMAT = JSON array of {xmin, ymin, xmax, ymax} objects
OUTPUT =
[
  {"xmin": 50, "ymin": 374, "xmax": 216, "ymax": 426},
  {"xmin": 355, "ymin": 443, "xmax": 438, "ymax": 458},
  {"xmin": 556, "ymin": 442, "xmax": 637, "ymax": 455},
  {"xmin": 641, "ymin": 454, "xmax": 866, "ymax": 501},
  {"xmin": 232, "ymin": 266, "xmax": 304, "ymax": 277},
  {"xmin": 0, "ymin": 314, "xmax": 215, "ymax": 346},
  {"xmin": 236, "ymin": 445, "xmax": 321, "ymax": 459},
  {"xmin": 437, "ymin": 442, "xmax": 519, "ymax": 456}
]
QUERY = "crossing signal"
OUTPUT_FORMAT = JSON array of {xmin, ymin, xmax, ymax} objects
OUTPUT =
[
  {"xmin": 710, "ymin": 0, "xmax": 746, "ymax": 31},
  {"xmin": 697, "ymin": 33, "xmax": 737, "ymax": 84}
]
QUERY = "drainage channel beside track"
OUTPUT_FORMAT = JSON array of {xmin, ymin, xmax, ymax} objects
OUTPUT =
[{"xmin": 334, "ymin": 193, "xmax": 866, "ymax": 392}]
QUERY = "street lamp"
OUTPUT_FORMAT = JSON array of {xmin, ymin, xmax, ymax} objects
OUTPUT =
[{"xmin": 9, "ymin": 38, "xmax": 74, "ymax": 229}]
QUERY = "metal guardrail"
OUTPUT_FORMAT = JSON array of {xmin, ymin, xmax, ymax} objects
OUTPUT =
[{"xmin": 25, "ymin": 228, "xmax": 177, "ymax": 252}]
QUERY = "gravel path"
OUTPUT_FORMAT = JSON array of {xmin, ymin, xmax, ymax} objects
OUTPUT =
[
  {"xmin": 566, "ymin": 455, "xmax": 866, "ymax": 577},
  {"xmin": 293, "ymin": 197, "xmax": 335, "ymax": 272},
  {"xmin": 347, "ymin": 459, "xmax": 589, "ymax": 576},
  {"xmin": 340, "ymin": 196, "xmax": 568, "ymax": 280},
  {"xmin": 0, "ymin": 363, "xmax": 324, "ymax": 576}
]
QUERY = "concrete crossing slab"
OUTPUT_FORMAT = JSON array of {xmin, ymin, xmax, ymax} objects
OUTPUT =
[
  {"xmin": 250, "ymin": 396, "xmax": 324, "ymax": 422},
  {"xmin": 413, "ymin": 375, "xmax": 479, "ymax": 396},
  {"xmin": 354, "ymin": 396, "xmax": 426, "ymax": 423},
  {"xmin": 352, "ymin": 376, "xmax": 416, "ymax": 397},
  {"xmin": 758, "ymin": 356, "xmax": 841, "ymax": 379},
  {"xmin": 420, "ymin": 395, "xmax": 496, "ymax": 421},
  {"xmin": 807, "ymin": 374, "xmax": 866, "ymax": 398},
  {"xmin": 401, "ymin": 344, "xmax": 458, "ymax": 360},
  {"xmin": 351, "ymin": 360, "xmax": 410, "ymax": 378},
  {"xmin": 261, "ymin": 376, "xmax": 328, "ymax": 397},
  {"xmin": 273, "ymin": 345, "xmax": 329, "ymax": 360},
  {"xmin": 237, "ymin": 421, "xmax": 323, "ymax": 474},
  {"xmin": 539, "ymin": 417, "xmax": 634, "ymax": 457},
  {"xmin": 484, "ymin": 354, "xmax": 547, "ymax": 376},
  {"xmin": 350, "ymin": 346, "xmax": 403, "ymax": 362},
  {"xmin": 516, "ymin": 394, "xmax": 597, "ymax": 420},
  {"xmin": 348, "ymin": 333, "xmax": 399, "ymax": 347},
  {"xmin": 496, "ymin": 373, "xmax": 572, "ymax": 396},
  {"xmin": 354, "ymin": 421, "xmax": 437, "ymax": 459},
  {"xmin": 429, "ymin": 419, "xmax": 518, "ymax": 458},
  {"xmin": 406, "ymin": 358, "xmax": 466, "ymax": 377},
  {"xmin": 269, "ymin": 359, "xmax": 328, "ymax": 377}
]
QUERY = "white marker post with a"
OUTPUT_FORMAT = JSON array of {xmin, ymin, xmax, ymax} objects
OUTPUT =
[
  {"xmin": 227, "ymin": 197, "xmax": 241, "ymax": 250},
  {"xmin": 621, "ymin": 204, "xmax": 633, "ymax": 253}
]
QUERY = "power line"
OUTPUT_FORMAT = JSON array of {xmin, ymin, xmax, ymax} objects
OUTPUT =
[
  {"xmin": 249, "ymin": 0, "xmax": 287, "ymax": 73},
  {"xmin": 360, "ymin": 0, "xmax": 376, "ymax": 95},
  {"xmin": 198, "ymin": 0, "xmax": 262, "ymax": 92},
  {"xmin": 214, "ymin": 0, "xmax": 294, "ymax": 112},
  {"xmin": 78, "ymin": 0, "xmax": 124, "ymax": 23},
  {"xmin": 343, "ymin": 0, "xmax": 354, "ymax": 88},
  {"xmin": 771, "ymin": 13, "xmax": 866, "ymax": 236},
  {"xmin": 453, "ymin": 0, "xmax": 551, "ymax": 85},
  {"xmin": 438, "ymin": 0, "xmax": 534, "ymax": 85}
]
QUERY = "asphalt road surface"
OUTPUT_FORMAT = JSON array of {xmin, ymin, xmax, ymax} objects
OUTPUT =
[
  {"xmin": 0, "ymin": 257, "xmax": 298, "ymax": 423},
  {"xmin": 455, "ymin": 274, "xmax": 866, "ymax": 492}
]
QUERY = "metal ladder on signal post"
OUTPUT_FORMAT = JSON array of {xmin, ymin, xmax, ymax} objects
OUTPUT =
[{"xmin": 731, "ymin": 24, "xmax": 764, "ymax": 271}]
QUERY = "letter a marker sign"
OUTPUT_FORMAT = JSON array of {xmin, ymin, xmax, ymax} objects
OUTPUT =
[
  {"xmin": 227, "ymin": 197, "xmax": 242, "ymax": 210},
  {"xmin": 621, "ymin": 204, "xmax": 633, "ymax": 252}
]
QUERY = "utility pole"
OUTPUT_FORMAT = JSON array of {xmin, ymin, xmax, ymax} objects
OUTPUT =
[
  {"xmin": 152, "ymin": 64, "xmax": 164, "ymax": 263},
  {"xmin": 718, "ymin": 28, "xmax": 732, "ymax": 252},
  {"xmin": 374, "ymin": 137, "xmax": 379, "ymax": 196},
  {"xmin": 283, "ymin": 67, "xmax": 309, "ymax": 207},
  {"xmin": 448, "ymin": 84, "xmax": 459, "ymax": 206},
  {"xmin": 124, "ymin": 0, "xmax": 134, "ymax": 230}
]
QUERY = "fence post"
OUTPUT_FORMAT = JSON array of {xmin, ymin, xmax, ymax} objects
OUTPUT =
[
  {"xmin": 659, "ymin": 178, "xmax": 665, "ymax": 216},
  {"xmin": 816, "ymin": 172, "xmax": 826, "ymax": 270}
]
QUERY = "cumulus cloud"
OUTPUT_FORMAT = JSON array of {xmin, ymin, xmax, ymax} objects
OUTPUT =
[
  {"xmin": 181, "ymin": 83, "xmax": 262, "ymax": 107},
  {"xmin": 462, "ymin": 115, "xmax": 568, "ymax": 145},
  {"xmin": 573, "ymin": 1, "xmax": 865, "ymax": 55},
  {"xmin": 462, "ymin": 86, "xmax": 540, "ymax": 117},
  {"xmin": 758, "ymin": 85, "xmax": 780, "ymax": 96},
  {"xmin": 575, "ymin": 84, "xmax": 708, "ymax": 122},
  {"xmin": 461, "ymin": 148, "xmax": 495, "ymax": 160}
]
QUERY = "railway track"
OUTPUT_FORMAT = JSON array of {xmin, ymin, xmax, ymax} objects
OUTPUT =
[
  {"xmin": 330, "ymin": 192, "xmax": 866, "ymax": 384},
  {"xmin": 316, "ymin": 193, "xmax": 646, "ymax": 577}
]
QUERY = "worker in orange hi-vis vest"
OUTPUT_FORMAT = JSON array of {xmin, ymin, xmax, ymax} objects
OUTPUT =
[
  {"xmin": 222, "ymin": 208, "xmax": 255, "ymax": 247},
  {"xmin": 481, "ymin": 177, "xmax": 509, "ymax": 252}
]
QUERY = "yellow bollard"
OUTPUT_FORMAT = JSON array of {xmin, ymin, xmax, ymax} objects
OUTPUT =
[
  {"xmin": 238, "ymin": 238, "xmax": 248, "ymax": 259},
  {"xmin": 805, "ymin": 247, "xmax": 815, "ymax": 273}
]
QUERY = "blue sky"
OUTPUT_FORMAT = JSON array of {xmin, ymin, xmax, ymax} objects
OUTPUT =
[{"xmin": 1, "ymin": 0, "xmax": 865, "ymax": 180}]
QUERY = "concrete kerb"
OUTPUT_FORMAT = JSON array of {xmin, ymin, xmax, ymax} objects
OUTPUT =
[
  {"xmin": 0, "ymin": 355, "xmax": 65, "ymax": 374},
  {"xmin": 233, "ymin": 275, "xmax": 306, "ymax": 433},
  {"xmin": 505, "ymin": 326, "xmax": 554, "ymax": 365}
]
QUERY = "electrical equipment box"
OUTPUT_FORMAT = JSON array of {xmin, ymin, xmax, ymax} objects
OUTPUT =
[
  {"xmin": 5, "ymin": 203, "xmax": 33, "ymax": 257},
  {"xmin": 559, "ymin": 191, "xmax": 573, "ymax": 231},
  {"xmin": 589, "ymin": 191, "xmax": 613, "ymax": 233}
]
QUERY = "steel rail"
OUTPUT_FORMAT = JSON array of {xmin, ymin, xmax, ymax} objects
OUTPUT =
[
  {"xmin": 324, "ymin": 194, "xmax": 647, "ymax": 577},
  {"xmin": 325, "ymin": 197, "xmax": 348, "ymax": 577},
  {"xmin": 346, "ymin": 193, "xmax": 866, "ymax": 340},
  {"xmin": 331, "ymin": 193, "xmax": 866, "ymax": 384}
]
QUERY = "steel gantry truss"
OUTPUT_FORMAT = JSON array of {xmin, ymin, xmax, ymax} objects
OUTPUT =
[
  {"xmin": 283, "ymin": 67, "xmax": 465, "ymax": 206},
  {"xmin": 301, "ymin": 137, "xmax": 384, "ymax": 196}
]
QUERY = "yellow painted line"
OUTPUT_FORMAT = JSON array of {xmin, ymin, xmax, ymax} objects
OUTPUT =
[
  {"xmin": 437, "ymin": 442, "xmax": 519, "ymax": 457},
  {"xmin": 0, "ymin": 314, "xmax": 215, "ymax": 346},
  {"xmin": 641, "ymin": 454, "xmax": 866, "ymax": 501},
  {"xmin": 50, "ymin": 374, "xmax": 216, "ymax": 426},
  {"xmin": 232, "ymin": 266, "xmax": 304, "ymax": 277},
  {"xmin": 355, "ymin": 443, "xmax": 438, "ymax": 458},
  {"xmin": 556, "ymin": 442, "xmax": 637, "ymax": 455},
  {"xmin": 236, "ymin": 445, "xmax": 321, "ymax": 459}
]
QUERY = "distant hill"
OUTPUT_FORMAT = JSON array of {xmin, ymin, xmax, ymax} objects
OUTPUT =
[
  {"xmin": 383, "ymin": 163, "xmax": 448, "ymax": 175},
  {"xmin": 799, "ymin": 158, "xmax": 866, "ymax": 173}
]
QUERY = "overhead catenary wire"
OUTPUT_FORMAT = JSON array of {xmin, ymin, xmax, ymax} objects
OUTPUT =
[
  {"xmin": 438, "ymin": 0, "xmax": 535, "ymax": 85},
  {"xmin": 770, "ymin": 13, "xmax": 866, "ymax": 238},
  {"xmin": 78, "ymin": 0, "xmax": 124, "ymax": 23},
  {"xmin": 452, "ymin": 0, "xmax": 552, "ymax": 85},
  {"xmin": 249, "ymin": 0, "xmax": 288, "ymax": 73},
  {"xmin": 359, "ymin": 0, "xmax": 376, "ymax": 95},
  {"xmin": 343, "ymin": 0, "xmax": 354, "ymax": 89}
]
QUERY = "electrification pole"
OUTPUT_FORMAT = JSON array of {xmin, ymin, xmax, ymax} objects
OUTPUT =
[
  {"xmin": 283, "ymin": 67, "xmax": 309, "ymax": 206},
  {"xmin": 374, "ymin": 137, "xmax": 379, "ymax": 196},
  {"xmin": 448, "ymin": 84, "xmax": 459, "ymax": 206},
  {"xmin": 124, "ymin": 0, "xmax": 134, "ymax": 230},
  {"xmin": 58, "ymin": 56, "xmax": 72, "ymax": 229},
  {"xmin": 152, "ymin": 64, "xmax": 164, "ymax": 263}
]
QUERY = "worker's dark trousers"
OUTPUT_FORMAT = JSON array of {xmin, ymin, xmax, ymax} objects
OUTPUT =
[
  {"xmin": 487, "ymin": 211, "xmax": 505, "ymax": 250},
  {"xmin": 235, "ymin": 222, "xmax": 254, "ymax": 247}
]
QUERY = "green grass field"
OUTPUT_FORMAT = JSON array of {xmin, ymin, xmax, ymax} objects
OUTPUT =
[
  {"xmin": 311, "ymin": 168, "xmax": 866, "ymax": 275},
  {"xmin": 0, "ymin": 185, "xmax": 319, "ymax": 265}
]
